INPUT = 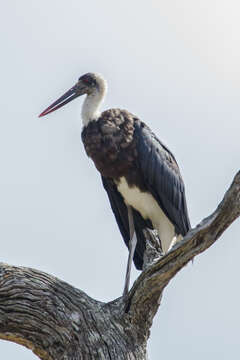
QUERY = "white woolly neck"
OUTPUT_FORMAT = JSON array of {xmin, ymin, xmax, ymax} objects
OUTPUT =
[{"xmin": 81, "ymin": 76, "xmax": 107, "ymax": 127}]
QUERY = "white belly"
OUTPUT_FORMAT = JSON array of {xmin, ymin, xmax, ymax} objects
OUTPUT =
[{"xmin": 116, "ymin": 177, "xmax": 178, "ymax": 253}]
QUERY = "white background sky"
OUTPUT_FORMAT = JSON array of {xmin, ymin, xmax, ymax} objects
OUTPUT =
[{"xmin": 0, "ymin": 1, "xmax": 240, "ymax": 358}]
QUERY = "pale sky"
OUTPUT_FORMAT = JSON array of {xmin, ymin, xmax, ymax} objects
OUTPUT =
[{"xmin": 0, "ymin": 1, "xmax": 240, "ymax": 358}]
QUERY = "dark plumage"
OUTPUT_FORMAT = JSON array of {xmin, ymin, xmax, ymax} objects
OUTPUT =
[
  {"xmin": 82, "ymin": 108, "xmax": 190, "ymax": 269},
  {"xmin": 39, "ymin": 72, "xmax": 191, "ymax": 293}
]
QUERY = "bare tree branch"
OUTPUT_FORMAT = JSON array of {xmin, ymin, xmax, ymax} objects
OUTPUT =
[
  {"xmin": 0, "ymin": 171, "xmax": 239, "ymax": 359},
  {"xmin": 126, "ymin": 171, "xmax": 240, "ymax": 331}
]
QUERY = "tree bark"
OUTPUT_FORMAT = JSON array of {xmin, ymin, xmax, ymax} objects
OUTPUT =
[{"xmin": 0, "ymin": 171, "xmax": 239, "ymax": 359}]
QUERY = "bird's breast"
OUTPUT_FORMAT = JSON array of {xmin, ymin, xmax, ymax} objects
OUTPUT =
[{"xmin": 81, "ymin": 109, "xmax": 139, "ymax": 179}]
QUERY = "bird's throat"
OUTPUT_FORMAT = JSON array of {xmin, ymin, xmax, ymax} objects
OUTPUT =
[{"xmin": 81, "ymin": 90, "xmax": 104, "ymax": 126}]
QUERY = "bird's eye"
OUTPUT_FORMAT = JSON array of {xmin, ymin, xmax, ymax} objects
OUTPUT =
[
  {"xmin": 79, "ymin": 74, "xmax": 97, "ymax": 87},
  {"xmin": 81, "ymin": 76, "xmax": 93, "ymax": 86}
]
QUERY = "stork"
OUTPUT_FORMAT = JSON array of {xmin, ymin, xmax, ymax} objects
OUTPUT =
[{"xmin": 39, "ymin": 73, "xmax": 191, "ymax": 296}]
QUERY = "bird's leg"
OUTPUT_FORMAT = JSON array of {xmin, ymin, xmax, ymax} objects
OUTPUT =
[{"xmin": 122, "ymin": 206, "xmax": 137, "ymax": 297}]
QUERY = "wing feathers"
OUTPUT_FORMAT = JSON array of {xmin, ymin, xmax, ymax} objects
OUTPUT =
[{"xmin": 134, "ymin": 121, "xmax": 190, "ymax": 235}]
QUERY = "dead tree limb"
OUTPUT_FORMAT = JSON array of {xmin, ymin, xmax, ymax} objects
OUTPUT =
[{"xmin": 0, "ymin": 171, "xmax": 239, "ymax": 360}]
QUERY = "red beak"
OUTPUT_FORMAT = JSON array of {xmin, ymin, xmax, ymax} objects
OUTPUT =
[{"xmin": 39, "ymin": 83, "xmax": 84, "ymax": 118}]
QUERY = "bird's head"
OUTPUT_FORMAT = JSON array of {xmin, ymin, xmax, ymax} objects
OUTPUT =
[{"xmin": 39, "ymin": 72, "xmax": 107, "ymax": 118}]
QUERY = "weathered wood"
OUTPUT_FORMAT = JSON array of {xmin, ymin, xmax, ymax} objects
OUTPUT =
[{"xmin": 0, "ymin": 171, "xmax": 239, "ymax": 359}]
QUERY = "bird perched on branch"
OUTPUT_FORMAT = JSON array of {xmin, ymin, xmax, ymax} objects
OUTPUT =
[{"xmin": 39, "ymin": 72, "xmax": 191, "ymax": 295}]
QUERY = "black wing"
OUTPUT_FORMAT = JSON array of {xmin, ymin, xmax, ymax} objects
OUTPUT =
[
  {"xmin": 134, "ymin": 121, "xmax": 190, "ymax": 236},
  {"xmin": 101, "ymin": 177, "xmax": 153, "ymax": 270}
]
